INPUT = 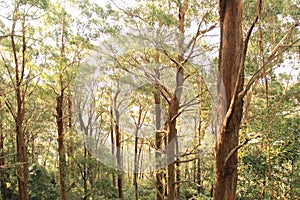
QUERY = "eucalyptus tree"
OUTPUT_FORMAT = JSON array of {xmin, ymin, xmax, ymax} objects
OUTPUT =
[
  {"xmin": 214, "ymin": 0, "xmax": 299, "ymax": 198},
  {"xmin": 0, "ymin": 0, "xmax": 49, "ymax": 199},
  {"xmin": 99, "ymin": 1, "xmax": 219, "ymax": 199},
  {"xmin": 38, "ymin": 0, "xmax": 107, "ymax": 198}
]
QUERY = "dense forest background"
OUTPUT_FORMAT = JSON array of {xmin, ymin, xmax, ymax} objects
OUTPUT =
[{"xmin": 0, "ymin": 0, "xmax": 299, "ymax": 199}]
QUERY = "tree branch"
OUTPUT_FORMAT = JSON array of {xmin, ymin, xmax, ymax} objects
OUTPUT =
[
  {"xmin": 221, "ymin": 15, "xmax": 259, "ymax": 133},
  {"xmin": 223, "ymin": 134, "xmax": 261, "ymax": 169},
  {"xmin": 239, "ymin": 22, "xmax": 299, "ymax": 99}
]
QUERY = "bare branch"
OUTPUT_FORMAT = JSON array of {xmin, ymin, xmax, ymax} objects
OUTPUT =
[
  {"xmin": 239, "ymin": 22, "xmax": 299, "ymax": 99},
  {"xmin": 223, "ymin": 134, "xmax": 261, "ymax": 169},
  {"xmin": 183, "ymin": 23, "xmax": 217, "ymax": 65},
  {"xmin": 176, "ymin": 156, "xmax": 198, "ymax": 164}
]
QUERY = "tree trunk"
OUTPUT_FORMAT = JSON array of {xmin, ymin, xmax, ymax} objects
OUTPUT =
[
  {"xmin": 167, "ymin": 67, "xmax": 184, "ymax": 200},
  {"xmin": 10, "ymin": 14, "xmax": 29, "ymax": 200},
  {"xmin": 133, "ymin": 108, "xmax": 140, "ymax": 200},
  {"xmin": 15, "ymin": 89, "xmax": 29, "ymax": 200},
  {"xmin": 116, "ymin": 123, "xmax": 123, "ymax": 200},
  {"xmin": 167, "ymin": 97, "xmax": 179, "ymax": 200},
  {"xmin": 175, "ymin": 137, "xmax": 180, "ymax": 200},
  {"xmin": 56, "ymin": 95, "xmax": 67, "ymax": 200},
  {"xmin": 214, "ymin": 0, "xmax": 243, "ymax": 199},
  {"xmin": 67, "ymin": 90, "xmax": 74, "ymax": 157},
  {"xmin": 83, "ymin": 146, "xmax": 88, "ymax": 200},
  {"xmin": 0, "ymin": 120, "xmax": 7, "ymax": 200},
  {"xmin": 154, "ymin": 68, "xmax": 164, "ymax": 200},
  {"xmin": 114, "ymin": 85, "xmax": 123, "ymax": 200},
  {"xmin": 110, "ymin": 94, "xmax": 116, "ymax": 187}
]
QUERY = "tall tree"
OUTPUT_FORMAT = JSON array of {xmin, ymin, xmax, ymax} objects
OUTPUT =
[
  {"xmin": 214, "ymin": 0, "xmax": 243, "ymax": 199},
  {"xmin": 0, "ymin": 1, "xmax": 48, "ymax": 198},
  {"xmin": 214, "ymin": 0, "xmax": 299, "ymax": 199}
]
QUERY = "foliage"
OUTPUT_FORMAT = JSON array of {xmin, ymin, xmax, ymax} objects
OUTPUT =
[{"xmin": 0, "ymin": 0, "xmax": 299, "ymax": 199}]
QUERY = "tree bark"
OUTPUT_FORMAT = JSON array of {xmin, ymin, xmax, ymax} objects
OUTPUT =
[
  {"xmin": 166, "ymin": 2, "xmax": 188, "ymax": 199},
  {"xmin": 116, "ymin": 122, "xmax": 123, "ymax": 200},
  {"xmin": 110, "ymin": 94, "xmax": 116, "ymax": 187},
  {"xmin": 0, "ymin": 119, "xmax": 7, "ymax": 200},
  {"xmin": 214, "ymin": 0, "xmax": 243, "ymax": 199},
  {"xmin": 133, "ymin": 105, "xmax": 143, "ymax": 200},
  {"xmin": 154, "ymin": 68, "xmax": 164, "ymax": 200},
  {"xmin": 114, "ymin": 84, "xmax": 123, "ymax": 200},
  {"xmin": 167, "ymin": 67, "xmax": 184, "ymax": 200},
  {"xmin": 56, "ymin": 94, "xmax": 67, "ymax": 200},
  {"xmin": 57, "ymin": 13, "xmax": 68, "ymax": 200},
  {"xmin": 10, "ymin": 14, "xmax": 29, "ymax": 199},
  {"xmin": 67, "ymin": 90, "xmax": 74, "ymax": 157}
]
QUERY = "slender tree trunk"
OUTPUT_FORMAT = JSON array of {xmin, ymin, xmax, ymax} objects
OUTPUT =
[
  {"xmin": 196, "ymin": 159, "xmax": 202, "ymax": 193},
  {"xmin": 116, "ymin": 122, "xmax": 123, "ymax": 200},
  {"xmin": 83, "ymin": 146, "xmax": 88, "ymax": 200},
  {"xmin": 15, "ymin": 85, "xmax": 29, "ymax": 200},
  {"xmin": 10, "ymin": 11, "xmax": 29, "ymax": 200},
  {"xmin": 133, "ymin": 115, "xmax": 139, "ymax": 200},
  {"xmin": 133, "ymin": 104, "xmax": 145, "ymax": 200},
  {"xmin": 114, "ymin": 85, "xmax": 123, "ymax": 200},
  {"xmin": 214, "ymin": 0, "xmax": 243, "ymax": 199},
  {"xmin": 197, "ymin": 97, "xmax": 203, "ymax": 194},
  {"xmin": 56, "ymin": 14, "xmax": 68, "ymax": 200},
  {"xmin": 56, "ymin": 94, "xmax": 67, "ymax": 200},
  {"xmin": 154, "ymin": 68, "xmax": 164, "ymax": 200},
  {"xmin": 110, "ymin": 94, "xmax": 116, "ymax": 187},
  {"xmin": 0, "ymin": 120, "xmax": 7, "ymax": 200},
  {"xmin": 175, "ymin": 137, "xmax": 180, "ymax": 200},
  {"xmin": 67, "ymin": 90, "xmax": 74, "ymax": 157},
  {"xmin": 31, "ymin": 137, "xmax": 35, "ymax": 163}
]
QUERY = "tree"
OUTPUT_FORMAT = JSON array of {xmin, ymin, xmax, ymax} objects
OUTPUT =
[
  {"xmin": 214, "ymin": 0, "xmax": 243, "ymax": 199},
  {"xmin": 214, "ymin": 0, "xmax": 299, "ymax": 199},
  {"xmin": 0, "ymin": 100, "xmax": 7, "ymax": 200},
  {"xmin": 0, "ymin": 1, "xmax": 48, "ymax": 199}
]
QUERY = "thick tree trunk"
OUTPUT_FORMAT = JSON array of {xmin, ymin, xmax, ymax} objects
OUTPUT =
[
  {"xmin": 56, "ymin": 95, "xmax": 67, "ymax": 200},
  {"xmin": 167, "ymin": 67, "xmax": 184, "ymax": 200},
  {"xmin": 214, "ymin": 0, "xmax": 243, "ymax": 199},
  {"xmin": 167, "ymin": 97, "xmax": 179, "ymax": 200}
]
